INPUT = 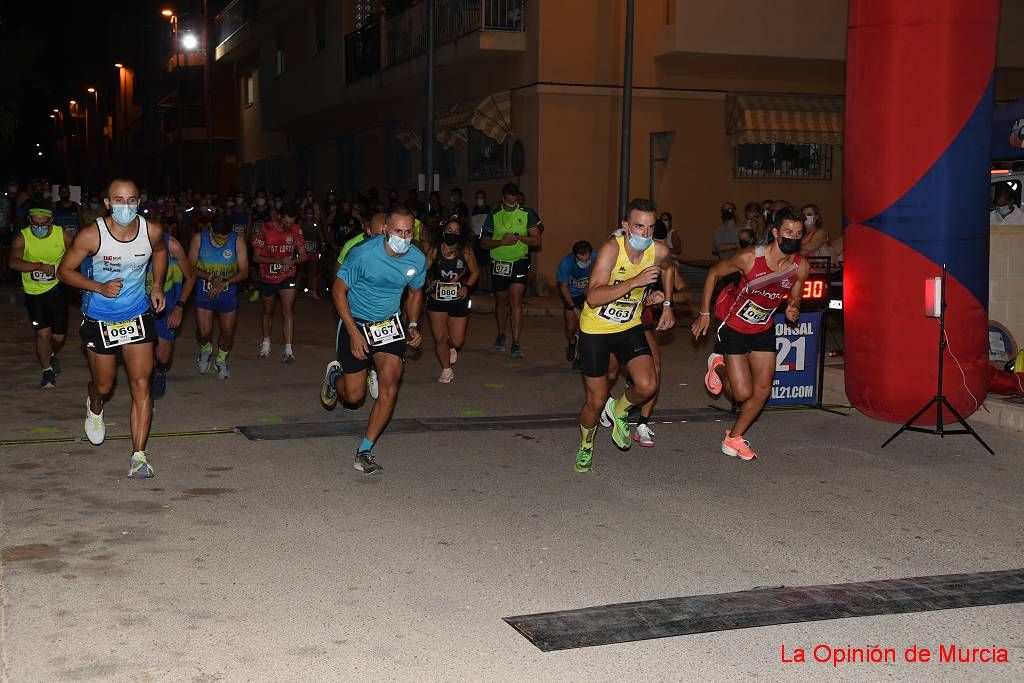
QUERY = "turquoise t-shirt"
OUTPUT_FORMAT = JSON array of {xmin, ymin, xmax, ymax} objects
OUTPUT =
[{"xmin": 337, "ymin": 235, "xmax": 426, "ymax": 322}]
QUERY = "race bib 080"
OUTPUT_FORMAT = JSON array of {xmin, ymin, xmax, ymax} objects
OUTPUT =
[
  {"xmin": 360, "ymin": 314, "xmax": 405, "ymax": 347},
  {"xmin": 435, "ymin": 282, "xmax": 460, "ymax": 301},
  {"xmin": 100, "ymin": 315, "xmax": 146, "ymax": 349}
]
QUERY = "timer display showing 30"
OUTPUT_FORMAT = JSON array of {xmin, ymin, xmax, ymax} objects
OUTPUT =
[{"xmin": 801, "ymin": 277, "xmax": 828, "ymax": 300}]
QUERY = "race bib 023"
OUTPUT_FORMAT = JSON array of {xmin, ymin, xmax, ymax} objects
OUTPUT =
[
  {"xmin": 100, "ymin": 315, "xmax": 146, "ymax": 349},
  {"xmin": 435, "ymin": 282, "xmax": 460, "ymax": 301},
  {"xmin": 360, "ymin": 314, "xmax": 406, "ymax": 347}
]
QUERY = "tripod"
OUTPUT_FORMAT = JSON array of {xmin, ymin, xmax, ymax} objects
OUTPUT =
[{"xmin": 881, "ymin": 265, "xmax": 993, "ymax": 455}]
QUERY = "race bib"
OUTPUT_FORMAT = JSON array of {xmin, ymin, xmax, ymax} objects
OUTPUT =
[
  {"xmin": 30, "ymin": 270, "xmax": 55, "ymax": 283},
  {"xmin": 360, "ymin": 314, "xmax": 405, "ymax": 347},
  {"xmin": 569, "ymin": 276, "xmax": 589, "ymax": 290},
  {"xmin": 735, "ymin": 299, "xmax": 773, "ymax": 326},
  {"xmin": 305, "ymin": 240, "xmax": 318, "ymax": 253},
  {"xmin": 492, "ymin": 260, "xmax": 513, "ymax": 277},
  {"xmin": 100, "ymin": 315, "xmax": 146, "ymax": 349},
  {"xmin": 269, "ymin": 262, "xmax": 284, "ymax": 275},
  {"xmin": 598, "ymin": 299, "xmax": 641, "ymax": 324},
  {"xmin": 435, "ymin": 282, "xmax": 460, "ymax": 301},
  {"xmin": 233, "ymin": 224, "xmax": 247, "ymax": 236}
]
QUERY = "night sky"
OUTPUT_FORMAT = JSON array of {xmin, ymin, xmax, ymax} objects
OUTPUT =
[{"xmin": 0, "ymin": 1, "xmax": 161, "ymax": 180}]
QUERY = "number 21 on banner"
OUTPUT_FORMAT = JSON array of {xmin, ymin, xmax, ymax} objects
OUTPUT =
[{"xmin": 775, "ymin": 337, "xmax": 806, "ymax": 373}]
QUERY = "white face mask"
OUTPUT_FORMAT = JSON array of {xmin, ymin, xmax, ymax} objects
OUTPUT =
[
  {"xmin": 476, "ymin": 198, "xmax": 485, "ymax": 207},
  {"xmin": 387, "ymin": 232, "xmax": 412, "ymax": 254}
]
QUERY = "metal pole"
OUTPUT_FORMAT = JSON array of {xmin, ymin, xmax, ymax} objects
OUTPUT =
[
  {"xmin": 203, "ymin": 0, "xmax": 214, "ymax": 191},
  {"xmin": 648, "ymin": 132, "xmax": 654, "ymax": 202},
  {"xmin": 174, "ymin": 17, "xmax": 184, "ymax": 190},
  {"xmin": 618, "ymin": 0, "xmax": 635, "ymax": 219},
  {"xmin": 425, "ymin": 0, "xmax": 435, "ymax": 203}
]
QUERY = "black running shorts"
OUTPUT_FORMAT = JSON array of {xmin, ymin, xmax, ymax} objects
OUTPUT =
[
  {"xmin": 336, "ymin": 320, "xmax": 406, "ymax": 374},
  {"xmin": 578, "ymin": 326, "xmax": 652, "ymax": 378},
  {"xmin": 24, "ymin": 285, "xmax": 68, "ymax": 335},
  {"xmin": 714, "ymin": 323, "xmax": 775, "ymax": 355}
]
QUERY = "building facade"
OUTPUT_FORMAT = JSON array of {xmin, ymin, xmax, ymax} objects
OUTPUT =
[{"xmin": 216, "ymin": 0, "xmax": 1024, "ymax": 294}]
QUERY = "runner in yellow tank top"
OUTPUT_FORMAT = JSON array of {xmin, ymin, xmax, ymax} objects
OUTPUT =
[{"xmin": 575, "ymin": 199, "xmax": 676, "ymax": 472}]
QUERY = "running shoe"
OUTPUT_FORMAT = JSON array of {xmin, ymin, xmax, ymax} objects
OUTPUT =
[
  {"xmin": 151, "ymin": 369, "xmax": 167, "ymax": 400},
  {"xmin": 574, "ymin": 445, "xmax": 593, "ymax": 473},
  {"xmin": 510, "ymin": 342, "xmax": 523, "ymax": 359},
  {"xmin": 599, "ymin": 396, "xmax": 615, "ymax": 428},
  {"xmin": 450, "ymin": 348, "xmax": 458, "ymax": 365},
  {"xmin": 40, "ymin": 369, "xmax": 56, "ymax": 389},
  {"xmin": 49, "ymin": 354, "xmax": 61, "ymax": 375},
  {"xmin": 610, "ymin": 407, "xmax": 632, "ymax": 451},
  {"xmin": 368, "ymin": 369, "xmax": 379, "ymax": 400},
  {"xmin": 282, "ymin": 350, "xmax": 296, "ymax": 364},
  {"xmin": 248, "ymin": 289, "xmax": 260, "ymax": 303},
  {"xmin": 565, "ymin": 343, "xmax": 576, "ymax": 363},
  {"xmin": 633, "ymin": 423, "xmax": 656, "ymax": 447},
  {"xmin": 320, "ymin": 360, "xmax": 340, "ymax": 410},
  {"xmin": 493, "ymin": 334, "xmax": 506, "ymax": 352},
  {"xmin": 354, "ymin": 451, "xmax": 383, "ymax": 475},
  {"xmin": 197, "ymin": 346, "xmax": 212, "ymax": 374},
  {"xmin": 128, "ymin": 451, "xmax": 155, "ymax": 479},
  {"xmin": 215, "ymin": 360, "xmax": 231, "ymax": 380},
  {"xmin": 438, "ymin": 368, "xmax": 454, "ymax": 383},
  {"xmin": 258, "ymin": 339, "xmax": 271, "ymax": 358},
  {"xmin": 705, "ymin": 353, "xmax": 725, "ymax": 396},
  {"xmin": 721, "ymin": 429, "xmax": 757, "ymax": 460},
  {"xmin": 84, "ymin": 397, "xmax": 105, "ymax": 445}
]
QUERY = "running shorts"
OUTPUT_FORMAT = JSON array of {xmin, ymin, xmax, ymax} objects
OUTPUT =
[{"xmin": 578, "ymin": 327, "xmax": 652, "ymax": 378}]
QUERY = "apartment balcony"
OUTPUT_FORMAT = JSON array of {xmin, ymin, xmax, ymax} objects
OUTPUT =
[
  {"xmin": 344, "ymin": 0, "xmax": 527, "ymax": 84},
  {"xmin": 215, "ymin": 0, "xmax": 259, "ymax": 62}
]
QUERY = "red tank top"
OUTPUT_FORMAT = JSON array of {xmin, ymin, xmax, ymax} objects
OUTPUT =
[
  {"xmin": 715, "ymin": 246, "xmax": 801, "ymax": 334},
  {"xmin": 253, "ymin": 223, "xmax": 304, "ymax": 283}
]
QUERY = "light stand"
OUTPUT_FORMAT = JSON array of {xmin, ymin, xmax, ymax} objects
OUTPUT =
[{"xmin": 880, "ymin": 264, "xmax": 993, "ymax": 454}]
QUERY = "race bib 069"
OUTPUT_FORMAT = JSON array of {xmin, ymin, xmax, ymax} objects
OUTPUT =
[
  {"xmin": 100, "ymin": 315, "xmax": 146, "ymax": 349},
  {"xmin": 492, "ymin": 260, "xmax": 513, "ymax": 277},
  {"xmin": 735, "ymin": 299, "xmax": 772, "ymax": 326},
  {"xmin": 360, "ymin": 314, "xmax": 405, "ymax": 347}
]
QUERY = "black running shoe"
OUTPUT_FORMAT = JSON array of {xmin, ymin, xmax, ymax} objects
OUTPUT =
[
  {"xmin": 354, "ymin": 451, "xmax": 383, "ymax": 475},
  {"xmin": 40, "ymin": 369, "xmax": 56, "ymax": 389},
  {"xmin": 50, "ymin": 354, "xmax": 61, "ymax": 375}
]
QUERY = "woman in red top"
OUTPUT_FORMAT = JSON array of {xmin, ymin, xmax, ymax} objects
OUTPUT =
[
  {"xmin": 252, "ymin": 202, "xmax": 307, "ymax": 363},
  {"xmin": 691, "ymin": 207, "xmax": 809, "ymax": 460}
]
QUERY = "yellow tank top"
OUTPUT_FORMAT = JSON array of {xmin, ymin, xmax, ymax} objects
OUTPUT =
[
  {"xmin": 579, "ymin": 234, "xmax": 655, "ymax": 334},
  {"xmin": 21, "ymin": 226, "xmax": 66, "ymax": 295}
]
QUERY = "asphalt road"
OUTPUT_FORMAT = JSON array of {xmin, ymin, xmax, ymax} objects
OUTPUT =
[{"xmin": 1, "ymin": 292, "xmax": 1022, "ymax": 682}]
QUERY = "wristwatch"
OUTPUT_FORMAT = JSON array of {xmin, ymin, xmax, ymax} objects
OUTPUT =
[
  {"xmin": 408, "ymin": 321, "xmax": 419, "ymax": 329},
  {"xmin": 661, "ymin": 299, "xmax": 673, "ymax": 308}
]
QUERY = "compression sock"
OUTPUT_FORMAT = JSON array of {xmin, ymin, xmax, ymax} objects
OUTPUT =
[
  {"xmin": 612, "ymin": 393, "xmax": 634, "ymax": 419},
  {"xmin": 216, "ymin": 348, "xmax": 229, "ymax": 363},
  {"xmin": 580, "ymin": 424, "xmax": 597, "ymax": 450},
  {"xmin": 358, "ymin": 437, "xmax": 374, "ymax": 453},
  {"xmin": 199, "ymin": 342, "xmax": 213, "ymax": 355}
]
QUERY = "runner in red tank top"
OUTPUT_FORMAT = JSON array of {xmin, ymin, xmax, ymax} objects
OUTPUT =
[{"xmin": 691, "ymin": 207, "xmax": 809, "ymax": 460}]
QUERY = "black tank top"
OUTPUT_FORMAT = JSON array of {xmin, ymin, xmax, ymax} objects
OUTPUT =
[
  {"xmin": 252, "ymin": 206, "xmax": 272, "ymax": 229},
  {"xmin": 431, "ymin": 247, "xmax": 468, "ymax": 294}
]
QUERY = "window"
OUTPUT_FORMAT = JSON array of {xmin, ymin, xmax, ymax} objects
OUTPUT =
[
  {"xmin": 468, "ymin": 128, "xmax": 508, "ymax": 180},
  {"xmin": 734, "ymin": 143, "xmax": 832, "ymax": 180},
  {"xmin": 275, "ymin": 30, "xmax": 286, "ymax": 75},
  {"xmin": 243, "ymin": 72, "xmax": 256, "ymax": 107},
  {"xmin": 355, "ymin": 0, "xmax": 378, "ymax": 29}
]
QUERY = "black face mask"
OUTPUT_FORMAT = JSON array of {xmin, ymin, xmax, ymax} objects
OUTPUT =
[
  {"xmin": 721, "ymin": 209, "xmax": 735, "ymax": 222},
  {"xmin": 778, "ymin": 236, "xmax": 801, "ymax": 255},
  {"xmin": 738, "ymin": 239, "xmax": 751, "ymax": 249},
  {"xmin": 443, "ymin": 232, "xmax": 460, "ymax": 246}
]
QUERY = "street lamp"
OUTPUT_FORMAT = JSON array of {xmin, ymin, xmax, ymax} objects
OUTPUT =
[
  {"xmin": 182, "ymin": 32, "xmax": 199, "ymax": 50},
  {"xmin": 163, "ymin": 10, "xmax": 185, "ymax": 189}
]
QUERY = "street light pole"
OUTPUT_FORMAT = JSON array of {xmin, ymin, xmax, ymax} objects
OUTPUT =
[
  {"xmin": 425, "ymin": 0, "xmax": 435, "ymax": 202},
  {"xmin": 617, "ymin": 0, "xmax": 635, "ymax": 219},
  {"xmin": 203, "ymin": 0, "xmax": 213, "ymax": 191}
]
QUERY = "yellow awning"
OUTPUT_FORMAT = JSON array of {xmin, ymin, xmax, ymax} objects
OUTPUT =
[{"xmin": 727, "ymin": 93, "xmax": 843, "ymax": 146}]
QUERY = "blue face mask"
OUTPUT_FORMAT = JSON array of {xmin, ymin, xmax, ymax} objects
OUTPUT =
[
  {"xmin": 387, "ymin": 233, "xmax": 412, "ymax": 254},
  {"xmin": 997, "ymin": 204, "xmax": 1013, "ymax": 217},
  {"xmin": 110, "ymin": 203, "xmax": 138, "ymax": 226},
  {"xmin": 30, "ymin": 224, "xmax": 50, "ymax": 238},
  {"xmin": 628, "ymin": 232, "xmax": 653, "ymax": 252}
]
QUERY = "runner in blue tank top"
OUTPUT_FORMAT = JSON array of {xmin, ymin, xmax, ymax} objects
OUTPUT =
[
  {"xmin": 148, "ymin": 231, "xmax": 196, "ymax": 400},
  {"xmin": 58, "ymin": 178, "xmax": 169, "ymax": 480}
]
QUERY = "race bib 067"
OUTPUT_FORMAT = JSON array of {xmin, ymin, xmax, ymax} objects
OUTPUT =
[{"xmin": 360, "ymin": 314, "xmax": 405, "ymax": 347}]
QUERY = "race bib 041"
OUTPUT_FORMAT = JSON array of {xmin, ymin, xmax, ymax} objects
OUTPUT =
[
  {"xmin": 100, "ymin": 315, "xmax": 146, "ymax": 349},
  {"xmin": 360, "ymin": 314, "xmax": 405, "ymax": 347}
]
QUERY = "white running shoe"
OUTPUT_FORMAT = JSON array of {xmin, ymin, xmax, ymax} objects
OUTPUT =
[
  {"xmin": 599, "ymin": 396, "xmax": 615, "ymax": 428},
  {"xmin": 197, "ymin": 346, "xmax": 213, "ymax": 374},
  {"xmin": 450, "ymin": 348, "xmax": 458, "ymax": 365},
  {"xmin": 258, "ymin": 339, "xmax": 271, "ymax": 358},
  {"xmin": 438, "ymin": 368, "xmax": 455, "ymax": 383},
  {"xmin": 368, "ymin": 369, "xmax": 380, "ymax": 400},
  {"xmin": 215, "ymin": 360, "xmax": 230, "ymax": 379},
  {"xmin": 84, "ymin": 397, "xmax": 105, "ymax": 445},
  {"xmin": 633, "ymin": 423, "xmax": 655, "ymax": 447}
]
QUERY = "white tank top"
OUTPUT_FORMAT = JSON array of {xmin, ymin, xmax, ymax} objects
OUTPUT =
[{"xmin": 82, "ymin": 216, "xmax": 153, "ymax": 321}]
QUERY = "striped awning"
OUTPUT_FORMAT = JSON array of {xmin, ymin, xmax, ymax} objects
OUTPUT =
[
  {"xmin": 472, "ymin": 91, "xmax": 512, "ymax": 144},
  {"xmin": 396, "ymin": 128, "xmax": 422, "ymax": 151},
  {"xmin": 727, "ymin": 93, "xmax": 843, "ymax": 146},
  {"xmin": 435, "ymin": 107, "xmax": 473, "ymax": 150}
]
